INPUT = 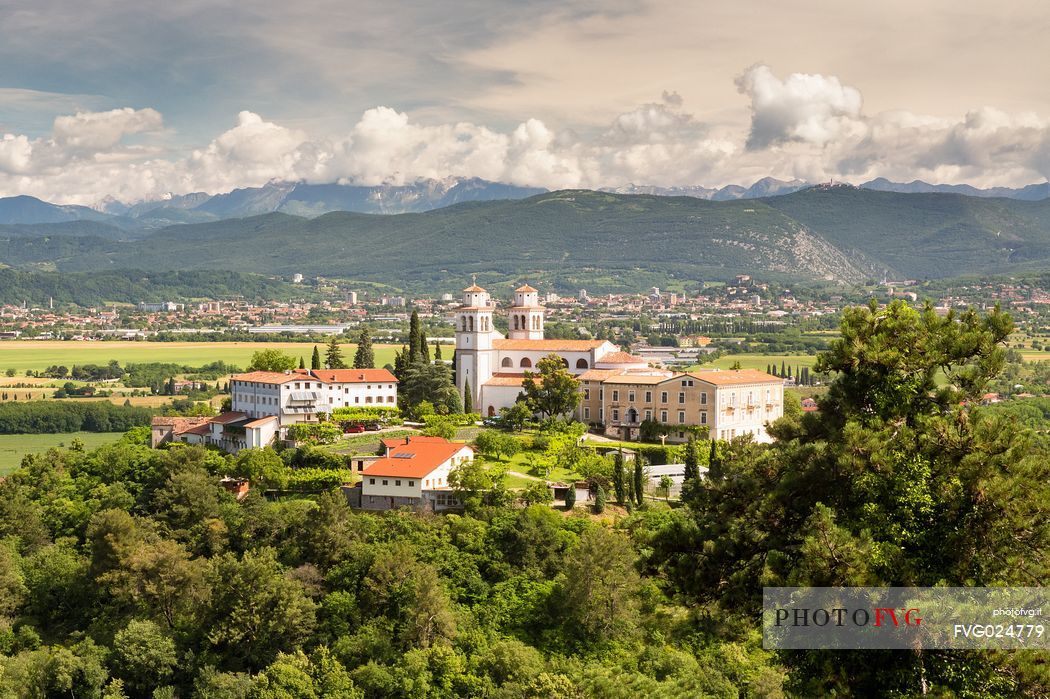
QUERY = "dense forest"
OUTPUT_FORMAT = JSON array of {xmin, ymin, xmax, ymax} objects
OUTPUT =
[{"xmin": 0, "ymin": 300, "xmax": 1047, "ymax": 697}]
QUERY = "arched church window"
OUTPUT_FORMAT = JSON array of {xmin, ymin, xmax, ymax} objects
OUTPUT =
[
  {"xmin": 576, "ymin": 358, "xmax": 588, "ymax": 369},
  {"xmin": 469, "ymin": 316, "xmax": 474, "ymax": 332},
  {"xmin": 502, "ymin": 357, "xmax": 512, "ymax": 368},
  {"xmin": 520, "ymin": 357, "xmax": 532, "ymax": 368},
  {"xmin": 461, "ymin": 317, "xmax": 467, "ymax": 331}
]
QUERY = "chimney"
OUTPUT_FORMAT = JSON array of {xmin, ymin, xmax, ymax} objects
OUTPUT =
[{"xmin": 404, "ymin": 436, "xmax": 411, "ymax": 445}]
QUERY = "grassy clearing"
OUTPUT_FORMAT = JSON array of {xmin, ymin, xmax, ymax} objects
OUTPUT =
[
  {"xmin": 0, "ymin": 341, "xmax": 405, "ymax": 374},
  {"xmin": 0, "ymin": 432, "xmax": 123, "ymax": 475}
]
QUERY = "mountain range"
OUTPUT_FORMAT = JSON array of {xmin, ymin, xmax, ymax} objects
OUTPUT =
[
  {"xmin": 5, "ymin": 186, "xmax": 1050, "ymax": 289},
  {"xmin": 1, "ymin": 176, "xmax": 1047, "ymax": 235}
]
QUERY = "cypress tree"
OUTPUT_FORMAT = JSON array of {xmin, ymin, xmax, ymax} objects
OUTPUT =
[
  {"xmin": 780, "ymin": 360, "xmax": 786, "ymax": 377},
  {"xmin": 434, "ymin": 341, "xmax": 442, "ymax": 361},
  {"xmin": 708, "ymin": 439, "xmax": 722, "ymax": 478},
  {"xmin": 634, "ymin": 456, "xmax": 645, "ymax": 506},
  {"xmin": 299, "ymin": 356, "xmax": 305, "ymax": 369},
  {"xmin": 353, "ymin": 327, "xmax": 375, "ymax": 368},
  {"xmin": 565, "ymin": 483, "xmax": 576, "ymax": 510},
  {"xmin": 463, "ymin": 379, "xmax": 473, "ymax": 415},
  {"xmin": 683, "ymin": 437, "xmax": 700, "ymax": 482},
  {"xmin": 167, "ymin": 377, "xmax": 176, "ymax": 395},
  {"xmin": 420, "ymin": 323, "xmax": 431, "ymax": 363},
  {"xmin": 311, "ymin": 345, "xmax": 321, "ymax": 370},
  {"xmin": 612, "ymin": 451, "xmax": 626, "ymax": 503},
  {"xmin": 393, "ymin": 346, "xmax": 408, "ymax": 381},
  {"xmin": 408, "ymin": 310, "xmax": 422, "ymax": 364},
  {"xmin": 594, "ymin": 484, "xmax": 607, "ymax": 514}
]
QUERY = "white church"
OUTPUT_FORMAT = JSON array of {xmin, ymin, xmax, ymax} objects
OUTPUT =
[{"xmin": 454, "ymin": 280, "xmax": 650, "ymax": 417}]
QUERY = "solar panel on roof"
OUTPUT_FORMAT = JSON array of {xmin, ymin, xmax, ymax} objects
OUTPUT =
[{"xmin": 392, "ymin": 452, "xmax": 415, "ymax": 459}]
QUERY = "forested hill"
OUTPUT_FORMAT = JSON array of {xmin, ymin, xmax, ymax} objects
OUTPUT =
[{"xmin": 4, "ymin": 187, "xmax": 1050, "ymax": 284}]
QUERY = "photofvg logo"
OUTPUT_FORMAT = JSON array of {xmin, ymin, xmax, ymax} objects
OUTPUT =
[{"xmin": 763, "ymin": 587, "xmax": 1049, "ymax": 650}]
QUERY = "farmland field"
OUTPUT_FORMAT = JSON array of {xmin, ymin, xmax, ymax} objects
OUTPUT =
[
  {"xmin": 0, "ymin": 341, "xmax": 408, "ymax": 374},
  {"xmin": 0, "ymin": 431, "xmax": 123, "ymax": 475}
]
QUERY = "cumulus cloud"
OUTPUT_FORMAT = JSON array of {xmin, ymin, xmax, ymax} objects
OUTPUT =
[
  {"xmin": 737, "ymin": 64, "xmax": 864, "ymax": 149},
  {"xmin": 1, "ymin": 66, "xmax": 1049, "ymax": 205}
]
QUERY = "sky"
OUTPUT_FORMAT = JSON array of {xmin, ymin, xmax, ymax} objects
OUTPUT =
[{"xmin": 1, "ymin": 0, "xmax": 1049, "ymax": 204}]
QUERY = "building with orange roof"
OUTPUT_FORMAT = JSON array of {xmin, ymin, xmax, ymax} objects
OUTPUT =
[{"xmin": 359, "ymin": 436, "xmax": 474, "ymax": 511}]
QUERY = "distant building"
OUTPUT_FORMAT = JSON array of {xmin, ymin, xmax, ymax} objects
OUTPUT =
[
  {"xmin": 346, "ymin": 291, "xmax": 358, "ymax": 304},
  {"xmin": 292, "ymin": 273, "xmax": 304, "ymax": 283},
  {"xmin": 138, "ymin": 301, "xmax": 181, "ymax": 312}
]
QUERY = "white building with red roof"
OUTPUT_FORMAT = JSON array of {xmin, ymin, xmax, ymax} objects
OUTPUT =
[
  {"xmin": 454, "ymin": 278, "xmax": 646, "ymax": 417},
  {"xmin": 359, "ymin": 436, "xmax": 474, "ymax": 511},
  {"xmin": 230, "ymin": 367, "xmax": 398, "ymax": 430}
]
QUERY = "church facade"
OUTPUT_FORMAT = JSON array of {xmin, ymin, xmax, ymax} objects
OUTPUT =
[{"xmin": 454, "ymin": 281, "xmax": 644, "ymax": 417}]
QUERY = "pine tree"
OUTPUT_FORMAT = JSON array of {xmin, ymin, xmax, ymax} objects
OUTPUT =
[
  {"xmin": 408, "ymin": 310, "xmax": 422, "ymax": 364},
  {"xmin": 565, "ymin": 483, "xmax": 577, "ymax": 510},
  {"xmin": 594, "ymin": 484, "xmax": 607, "ymax": 514},
  {"xmin": 463, "ymin": 379, "xmax": 473, "ymax": 414},
  {"xmin": 353, "ymin": 327, "xmax": 375, "ymax": 369},
  {"xmin": 434, "ymin": 341, "xmax": 442, "ymax": 361},
  {"xmin": 325, "ymin": 336, "xmax": 346, "ymax": 369},
  {"xmin": 634, "ymin": 456, "xmax": 645, "ymax": 506},
  {"xmin": 311, "ymin": 345, "xmax": 321, "ymax": 370},
  {"xmin": 612, "ymin": 451, "xmax": 626, "ymax": 503}
]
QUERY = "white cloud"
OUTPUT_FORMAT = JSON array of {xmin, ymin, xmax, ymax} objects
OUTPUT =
[
  {"xmin": 736, "ymin": 64, "xmax": 864, "ymax": 149},
  {"xmin": 52, "ymin": 107, "xmax": 163, "ymax": 153},
  {"xmin": 0, "ymin": 67, "xmax": 1049, "ymax": 205}
]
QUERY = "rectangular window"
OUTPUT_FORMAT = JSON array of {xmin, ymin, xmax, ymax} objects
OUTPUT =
[
  {"xmin": 661, "ymin": 410, "xmax": 668, "ymax": 422},
  {"xmin": 612, "ymin": 390, "xmax": 619, "ymax": 402},
  {"xmin": 382, "ymin": 479, "xmax": 388, "ymax": 486},
  {"xmin": 700, "ymin": 392, "xmax": 707, "ymax": 405},
  {"xmin": 700, "ymin": 412, "xmax": 707, "ymax": 424},
  {"xmin": 409, "ymin": 480, "xmax": 414, "ymax": 487},
  {"xmin": 395, "ymin": 480, "xmax": 401, "ymax": 486},
  {"xmin": 678, "ymin": 411, "xmax": 685, "ymax": 424},
  {"xmin": 612, "ymin": 409, "xmax": 619, "ymax": 421},
  {"xmin": 678, "ymin": 392, "xmax": 685, "ymax": 404},
  {"xmin": 369, "ymin": 478, "xmax": 375, "ymax": 485},
  {"xmin": 661, "ymin": 391, "xmax": 668, "ymax": 403},
  {"xmin": 644, "ymin": 391, "xmax": 652, "ymax": 403},
  {"xmin": 628, "ymin": 391, "xmax": 635, "ymax": 402},
  {"xmin": 584, "ymin": 407, "xmax": 590, "ymax": 419},
  {"xmin": 645, "ymin": 409, "xmax": 652, "ymax": 421},
  {"xmin": 584, "ymin": 388, "xmax": 590, "ymax": 400}
]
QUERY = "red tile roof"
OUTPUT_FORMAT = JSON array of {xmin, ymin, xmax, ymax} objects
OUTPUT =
[
  {"xmin": 515, "ymin": 284, "xmax": 538, "ymax": 293},
  {"xmin": 231, "ymin": 371, "xmax": 302, "ymax": 384},
  {"xmin": 687, "ymin": 369, "xmax": 782, "ymax": 386},
  {"xmin": 596, "ymin": 351, "xmax": 647, "ymax": 364},
  {"xmin": 364, "ymin": 437, "xmax": 473, "ymax": 478},
  {"xmin": 309, "ymin": 368, "xmax": 398, "ymax": 384},
  {"xmin": 151, "ymin": 416, "xmax": 211, "ymax": 434},
  {"xmin": 210, "ymin": 411, "xmax": 250, "ymax": 424}
]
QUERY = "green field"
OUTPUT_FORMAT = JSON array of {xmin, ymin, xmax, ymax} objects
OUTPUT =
[
  {"xmin": 695, "ymin": 353, "xmax": 819, "ymax": 373},
  {"xmin": 0, "ymin": 341, "xmax": 407, "ymax": 374},
  {"xmin": 0, "ymin": 431, "xmax": 123, "ymax": 475}
]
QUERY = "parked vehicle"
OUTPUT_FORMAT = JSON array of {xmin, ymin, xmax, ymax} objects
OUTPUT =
[{"xmin": 344, "ymin": 424, "xmax": 366, "ymax": 434}]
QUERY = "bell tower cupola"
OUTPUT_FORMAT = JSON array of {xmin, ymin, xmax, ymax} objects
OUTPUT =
[{"xmin": 508, "ymin": 283, "xmax": 545, "ymax": 340}]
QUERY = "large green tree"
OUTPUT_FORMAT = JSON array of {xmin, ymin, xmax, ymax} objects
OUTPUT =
[
  {"xmin": 249, "ymin": 349, "xmax": 297, "ymax": 373},
  {"xmin": 661, "ymin": 300, "xmax": 1049, "ymax": 695},
  {"xmin": 521, "ymin": 354, "xmax": 581, "ymax": 419}
]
